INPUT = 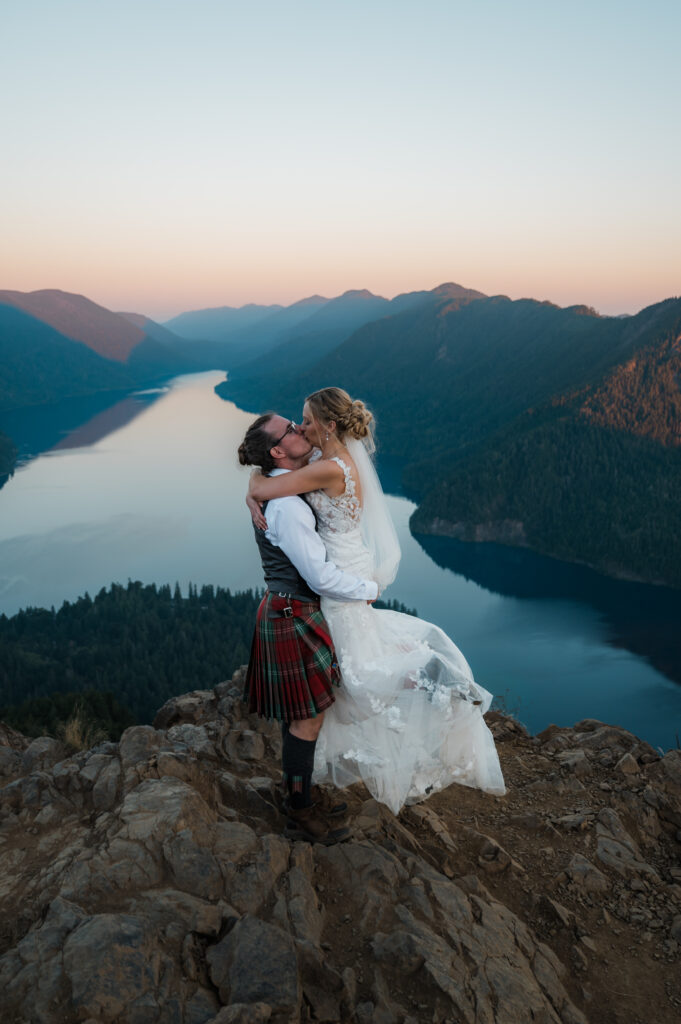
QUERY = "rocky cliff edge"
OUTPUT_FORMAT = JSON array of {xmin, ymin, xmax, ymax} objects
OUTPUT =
[{"xmin": 0, "ymin": 671, "xmax": 680, "ymax": 1024}]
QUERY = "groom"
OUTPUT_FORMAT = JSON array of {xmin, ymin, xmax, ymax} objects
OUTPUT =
[{"xmin": 238, "ymin": 412, "xmax": 378, "ymax": 844}]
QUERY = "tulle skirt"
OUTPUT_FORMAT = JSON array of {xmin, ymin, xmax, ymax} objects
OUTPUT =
[{"xmin": 313, "ymin": 595, "xmax": 506, "ymax": 815}]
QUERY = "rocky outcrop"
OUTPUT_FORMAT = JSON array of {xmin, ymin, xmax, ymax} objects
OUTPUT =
[{"xmin": 0, "ymin": 674, "xmax": 679, "ymax": 1023}]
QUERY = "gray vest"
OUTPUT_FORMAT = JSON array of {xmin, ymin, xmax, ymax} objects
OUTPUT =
[{"xmin": 253, "ymin": 498, "xmax": 318, "ymax": 601}]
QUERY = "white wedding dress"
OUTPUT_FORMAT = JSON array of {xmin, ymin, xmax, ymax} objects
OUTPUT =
[{"xmin": 307, "ymin": 448, "xmax": 506, "ymax": 815}]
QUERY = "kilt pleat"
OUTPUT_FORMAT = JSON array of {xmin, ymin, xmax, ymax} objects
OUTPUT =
[{"xmin": 244, "ymin": 593, "xmax": 340, "ymax": 721}]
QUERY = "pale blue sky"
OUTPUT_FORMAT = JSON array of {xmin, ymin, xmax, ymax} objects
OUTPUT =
[{"xmin": 2, "ymin": 0, "xmax": 679, "ymax": 318}]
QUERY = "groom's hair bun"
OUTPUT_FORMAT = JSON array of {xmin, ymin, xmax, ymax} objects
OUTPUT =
[
  {"xmin": 306, "ymin": 387, "xmax": 374, "ymax": 441},
  {"xmin": 238, "ymin": 412, "xmax": 277, "ymax": 472}
]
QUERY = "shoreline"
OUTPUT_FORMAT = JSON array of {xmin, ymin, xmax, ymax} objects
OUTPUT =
[{"xmin": 411, "ymin": 514, "xmax": 680, "ymax": 592}]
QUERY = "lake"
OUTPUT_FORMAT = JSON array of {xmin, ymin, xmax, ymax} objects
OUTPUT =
[{"xmin": 1, "ymin": 371, "xmax": 680, "ymax": 749}]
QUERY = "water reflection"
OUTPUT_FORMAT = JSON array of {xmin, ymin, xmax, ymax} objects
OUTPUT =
[
  {"xmin": 413, "ymin": 534, "xmax": 681, "ymax": 686},
  {"xmin": 0, "ymin": 373, "xmax": 263, "ymax": 616},
  {"xmin": 0, "ymin": 386, "xmax": 167, "ymax": 470}
]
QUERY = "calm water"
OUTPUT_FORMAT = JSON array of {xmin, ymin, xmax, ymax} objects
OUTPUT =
[{"xmin": 1, "ymin": 371, "xmax": 680, "ymax": 749}]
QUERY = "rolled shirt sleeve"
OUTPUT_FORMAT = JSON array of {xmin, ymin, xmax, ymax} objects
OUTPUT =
[{"xmin": 266, "ymin": 497, "xmax": 378, "ymax": 602}]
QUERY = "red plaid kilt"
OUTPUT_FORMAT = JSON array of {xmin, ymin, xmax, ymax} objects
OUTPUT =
[{"xmin": 244, "ymin": 592, "xmax": 340, "ymax": 722}]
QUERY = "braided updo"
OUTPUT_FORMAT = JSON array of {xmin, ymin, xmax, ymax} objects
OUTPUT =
[{"xmin": 305, "ymin": 387, "xmax": 374, "ymax": 441}]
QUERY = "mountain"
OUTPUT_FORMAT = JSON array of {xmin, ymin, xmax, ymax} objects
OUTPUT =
[
  {"xmin": 217, "ymin": 289, "xmax": 681, "ymax": 586},
  {"xmin": 154, "ymin": 285, "xmax": 487, "ymax": 381},
  {"xmin": 118, "ymin": 312, "xmax": 193, "ymax": 350},
  {"xmin": 219, "ymin": 282, "xmax": 487, "ymax": 402},
  {"xmin": 288, "ymin": 294, "xmax": 631, "ymax": 457},
  {"xmin": 163, "ymin": 288, "xmax": 454, "ymax": 378},
  {"xmin": 0, "ymin": 293, "xmax": 209, "ymax": 421},
  {"xmin": 233, "ymin": 286, "xmax": 488, "ymax": 383},
  {"xmin": 224, "ymin": 293, "xmax": 330, "ymax": 355},
  {"xmin": 228, "ymin": 288, "xmax": 392, "ymax": 382},
  {"xmin": 408, "ymin": 300, "xmax": 681, "ymax": 587},
  {"xmin": 410, "ymin": 409, "xmax": 681, "ymax": 585},
  {"xmin": 1, "ymin": 668, "xmax": 679, "ymax": 1023},
  {"xmin": 279, "ymin": 287, "xmax": 390, "ymax": 336},
  {"xmin": 577, "ymin": 298, "xmax": 681, "ymax": 446},
  {"xmin": 0, "ymin": 303, "xmax": 133, "ymax": 412},
  {"xmin": 163, "ymin": 302, "xmax": 283, "ymax": 341},
  {"xmin": 185, "ymin": 295, "xmax": 334, "ymax": 370},
  {"xmin": 117, "ymin": 312, "xmax": 206, "ymax": 375},
  {"xmin": 159, "ymin": 297, "xmax": 336, "ymax": 371},
  {"xmin": 0, "ymin": 289, "xmax": 146, "ymax": 363}
]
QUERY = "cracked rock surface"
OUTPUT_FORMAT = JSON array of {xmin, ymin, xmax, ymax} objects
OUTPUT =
[{"xmin": 0, "ymin": 672, "xmax": 680, "ymax": 1023}]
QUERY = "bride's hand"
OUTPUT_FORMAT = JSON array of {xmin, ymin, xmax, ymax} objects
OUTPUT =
[{"xmin": 246, "ymin": 493, "xmax": 268, "ymax": 531}]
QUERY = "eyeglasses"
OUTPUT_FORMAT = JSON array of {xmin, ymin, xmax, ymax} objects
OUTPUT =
[{"xmin": 269, "ymin": 421, "xmax": 298, "ymax": 448}]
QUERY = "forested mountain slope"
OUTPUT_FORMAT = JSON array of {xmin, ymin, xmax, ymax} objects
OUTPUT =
[
  {"xmin": 0, "ymin": 304, "xmax": 133, "ymax": 411},
  {"xmin": 218, "ymin": 292, "xmax": 681, "ymax": 586},
  {"xmin": 408, "ymin": 298, "xmax": 681, "ymax": 585},
  {"xmin": 0, "ymin": 290, "xmax": 199, "ymax": 386},
  {"xmin": 0, "ymin": 289, "xmax": 147, "ymax": 362},
  {"xmin": 229, "ymin": 283, "xmax": 487, "ymax": 384}
]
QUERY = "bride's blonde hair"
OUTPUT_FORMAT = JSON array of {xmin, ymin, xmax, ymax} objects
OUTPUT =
[{"xmin": 305, "ymin": 387, "xmax": 373, "ymax": 441}]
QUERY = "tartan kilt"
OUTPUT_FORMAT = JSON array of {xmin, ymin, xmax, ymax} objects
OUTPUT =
[{"xmin": 244, "ymin": 592, "xmax": 340, "ymax": 722}]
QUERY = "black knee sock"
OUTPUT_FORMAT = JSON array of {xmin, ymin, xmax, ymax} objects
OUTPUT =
[
  {"xmin": 282, "ymin": 731, "xmax": 317, "ymax": 810},
  {"xmin": 279, "ymin": 721, "xmax": 290, "ymax": 794}
]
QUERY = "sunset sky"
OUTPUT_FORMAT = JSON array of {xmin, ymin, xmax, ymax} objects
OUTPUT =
[{"xmin": 2, "ymin": 0, "xmax": 679, "ymax": 321}]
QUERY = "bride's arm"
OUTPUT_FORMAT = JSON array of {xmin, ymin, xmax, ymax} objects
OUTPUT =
[{"xmin": 248, "ymin": 460, "xmax": 343, "ymax": 501}]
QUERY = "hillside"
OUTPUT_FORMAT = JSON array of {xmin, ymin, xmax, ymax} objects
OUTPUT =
[
  {"xmin": 204, "ymin": 295, "xmax": 333, "ymax": 369},
  {"xmin": 230, "ymin": 283, "xmax": 486, "ymax": 383},
  {"xmin": 0, "ymin": 290, "xmax": 200, "ymax": 386},
  {"xmin": 0, "ymin": 581, "xmax": 260, "ymax": 724},
  {"xmin": 0, "ymin": 303, "xmax": 133, "ymax": 411},
  {"xmin": 217, "ymin": 292, "xmax": 681, "ymax": 586},
  {"xmin": 0, "ymin": 672, "xmax": 679, "ymax": 1023},
  {"xmin": 409, "ymin": 412, "xmax": 681, "ymax": 587},
  {"xmin": 221, "ymin": 294, "xmax": 642, "ymax": 454},
  {"xmin": 577, "ymin": 300, "xmax": 681, "ymax": 445},
  {"xmin": 0, "ymin": 289, "xmax": 146, "ymax": 363},
  {"xmin": 407, "ymin": 299, "xmax": 681, "ymax": 586},
  {"xmin": 164, "ymin": 302, "xmax": 284, "ymax": 342}
]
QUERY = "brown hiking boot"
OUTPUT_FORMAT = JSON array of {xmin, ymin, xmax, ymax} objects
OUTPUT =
[
  {"xmin": 310, "ymin": 785, "xmax": 348, "ymax": 817},
  {"xmin": 280, "ymin": 785, "xmax": 348, "ymax": 819},
  {"xmin": 284, "ymin": 804, "xmax": 350, "ymax": 845}
]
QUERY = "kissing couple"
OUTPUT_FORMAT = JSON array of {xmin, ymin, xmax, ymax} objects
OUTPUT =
[{"xmin": 238, "ymin": 386, "xmax": 505, "ymax": 844}]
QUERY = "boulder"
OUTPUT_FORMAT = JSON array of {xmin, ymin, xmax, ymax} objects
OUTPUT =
[
  {"xmin": 207, "ymin": 915, "xmax": 300, "ymax": 1015},
  {"xmin": 21, "ymin": 736, "xmax": 65, "ymax": 773},
  {"xmin": 563, "ymin": 854, "xmax": 609, "ymax": 893},
  {"xmin": 63, "ymin": 914, "xmax": 158, "ymax": 1021},
  {"xmin": 118, "ymin": 726, "xmax": 165, "ymax": 769}
]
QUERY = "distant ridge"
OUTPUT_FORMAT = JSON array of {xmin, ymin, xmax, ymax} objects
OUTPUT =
[
  {"xmin": 0, "ymin": 289, "xmax": 145, "ymax": 363},
  {"xmin": 0, "ymin": 303, "xmax": 132, "ymax": 411},
  {"xmin": 225, "ymin": 283, "xmax": 485, "ymax": 383},
  {"xmin": 163, "ymin": 302, "xmax": 283, "ymax": 342}
]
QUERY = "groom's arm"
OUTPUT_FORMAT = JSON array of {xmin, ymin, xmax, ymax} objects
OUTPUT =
[{"xmin": 268, "ymin": 499, "xmax": 378, "ymax": 602}]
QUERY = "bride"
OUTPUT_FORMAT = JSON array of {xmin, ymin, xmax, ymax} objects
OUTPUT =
[{"xmin": 247, "ymin": 386, "xmax": 505, "ymax": 814}]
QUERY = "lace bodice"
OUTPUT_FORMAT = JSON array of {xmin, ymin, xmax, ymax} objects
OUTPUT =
[{"xmin": 306, "ymin": 456, "xmax": 361, "ymax": 535}]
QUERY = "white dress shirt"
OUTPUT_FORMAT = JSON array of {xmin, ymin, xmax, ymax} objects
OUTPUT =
[{"xmin": 264, "ymin": 469, "xmax": 378, "ymax": 602}]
